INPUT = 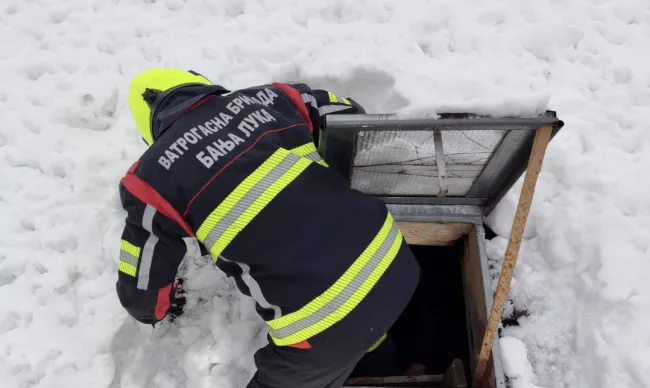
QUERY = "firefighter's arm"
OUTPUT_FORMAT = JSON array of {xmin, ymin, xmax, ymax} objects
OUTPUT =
[
  {"xmin": 288, "ymin": 83, "xmax": 366, "ymax": 131},
  {"xmin": 115, "ymin": 183, "xmax": 188, "ymax": 324}
]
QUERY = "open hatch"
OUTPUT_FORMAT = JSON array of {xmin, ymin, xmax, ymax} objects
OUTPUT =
[{"xmin": 320, "ymin": 112, "xmax": 564, "ymax": 388}]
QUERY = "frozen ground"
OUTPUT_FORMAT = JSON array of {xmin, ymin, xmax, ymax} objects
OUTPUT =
[{"xmin": 1, "ymin": 0, "xmax": 649, "ymax": 387}]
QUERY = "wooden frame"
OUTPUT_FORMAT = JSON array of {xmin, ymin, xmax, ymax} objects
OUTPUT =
[
  {"xmin": 462, "ymin": 226, "xmax": 497, "ymax": 388},
  {"xmin": 397, "ymin": 222, "xmax": 473, "ymax": 246},
  {"xmin": 398, "ymin": 222, "xmax": 499, "ymax": 387}
]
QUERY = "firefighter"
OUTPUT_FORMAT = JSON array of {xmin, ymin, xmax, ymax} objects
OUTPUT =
[{"xmin": 117, "ymin": 68, "xmax": 420, "ymax": 388}]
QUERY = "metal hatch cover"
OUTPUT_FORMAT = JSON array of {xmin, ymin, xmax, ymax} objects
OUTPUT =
[{"xmin": 320, "ymin": 112, "xmax": 564, "ymax": 216}]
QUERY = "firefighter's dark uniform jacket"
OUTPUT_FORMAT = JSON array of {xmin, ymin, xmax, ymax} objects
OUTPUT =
[{"xmin": 117, "ymin": 79, "xmax": 419, "ymax": 356}]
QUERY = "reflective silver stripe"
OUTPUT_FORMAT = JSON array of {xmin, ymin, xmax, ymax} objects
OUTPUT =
[
  {"xmin": 302, "ymin": 151, "xmax": 323, "ymax": 163},
  {"xmin": 220, "ymin": 255, "xmax": 282, "ymax": 319},
  {"xmin": 119, "ymin": 250, "xmax": 138, "ymax": 266},
  {"xmin": 318, "ymin": 104, "xmax": 352, "ymax": 116},
  {"xmin": 301, "ymin": 93, "xmax": 318, "ymax": 109},
  {"xmin": 203, "ymin": 153, "xmax": 301, "ymax": 251},
  {"xmin": 270, "ymin": 222, "xmax": 399, "ymax": 339},
  {"xmin": 290, "ymin": 143, "xmax": 327, "ymax": 166},
  {"xmin": 137, "ymin": 205, "xmax": 159, "ymax": 290}
]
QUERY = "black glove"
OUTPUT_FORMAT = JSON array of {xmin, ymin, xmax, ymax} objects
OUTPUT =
[{"xmin": 169, "ymin": 278, "xmax": 186, "ymax": 322}]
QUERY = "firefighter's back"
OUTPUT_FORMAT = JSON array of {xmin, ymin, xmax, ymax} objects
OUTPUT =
[{"xmin": 120, "ymin": 72, "xmax": 419, "ymax": 387}]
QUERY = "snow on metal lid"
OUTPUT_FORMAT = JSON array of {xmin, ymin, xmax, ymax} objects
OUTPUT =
[{"xmin": 321, "ymin": 112, "xmax": 564, "ymax": 215}]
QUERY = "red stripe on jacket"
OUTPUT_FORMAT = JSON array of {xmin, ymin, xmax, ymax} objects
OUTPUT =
[
  {"xmin": 122, "ymin": 162, "xmax": 195, "ymax": 237},
  {"xmin": 273, "ymin": 83, "xmax": 314, "ymax": 134}
]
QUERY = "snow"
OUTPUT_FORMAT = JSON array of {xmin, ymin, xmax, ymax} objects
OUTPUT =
[
  {"xmin": 0, "ymin": 0, "xmax": 649, "ymax": 388},
  {"xmin": 500, "ymin": 337, "xmax": 541, "ymax": 388}
]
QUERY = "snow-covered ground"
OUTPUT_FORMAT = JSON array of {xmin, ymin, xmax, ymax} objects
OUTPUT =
[{"xmin": 1, "ymin": 0, "xmax": 649, "ymax": 387}]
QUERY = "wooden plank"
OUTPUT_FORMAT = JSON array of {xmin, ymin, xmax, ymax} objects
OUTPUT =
[
  {"xmin": 472, "ymin": 125, "xmax": 553, "ymax": 387},
  {"xmin": 344, "ymin": 374, "xmax": 443, "ymax": 387},
  {"xmin": 344, "ymin": 360, "xmax": 467, "ymax": 388},
  {"xmin": 461, "ymin": 228, "xmax": 497, "ymax": 388},
  {"xmin": 460, "ymin": 228, "xmax": 488, "ymax": 374},
  {"xmin": 397, "ymin": 222, "xmax": 472, "ymax": 246}
]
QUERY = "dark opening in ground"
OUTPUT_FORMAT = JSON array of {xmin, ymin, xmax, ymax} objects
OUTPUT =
[{"xmin": 351, "ymin": 243, "xmax": 470, "ymax": 380}]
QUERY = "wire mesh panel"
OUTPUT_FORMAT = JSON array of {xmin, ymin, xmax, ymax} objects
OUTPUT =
[{"xmin": 351, "ymin": 130, "xmax": 507, "ymax": 196}]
